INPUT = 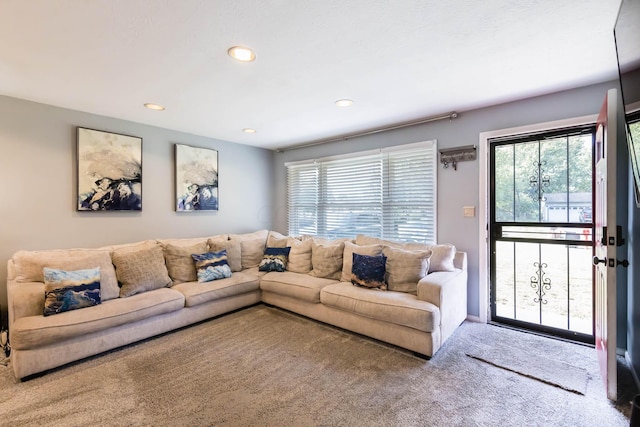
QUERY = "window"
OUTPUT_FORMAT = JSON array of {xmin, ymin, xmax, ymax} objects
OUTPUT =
[{"xmin": 286, "ymin": 140, "xmax": 437, "ymax": 243}]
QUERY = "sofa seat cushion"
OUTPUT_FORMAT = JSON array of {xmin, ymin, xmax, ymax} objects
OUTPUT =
[
  {"xmin": 260, "ymin": 271, "xmax": 338, "ymax": 303},
  {"xmin": 171, "ymin": 271, "xmax": 260, "ymax": 307},
  {"xmin": 320, "ymin": 282, "xmax": 440, "ymax": 332},
  {"xmin": 11, "ymin": 288, "xmax": 185, "ymax": 350}
]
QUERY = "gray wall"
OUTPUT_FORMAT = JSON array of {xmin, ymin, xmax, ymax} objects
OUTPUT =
[
  {"xmin": 2, "ymin": 80, "xmax": 634, "ymax": 356},
  {"xmin": 273, "ymin": 80, "xmax": 618, "ymax": 319},
  {"xmin": 0, "ymin": 95, "xmax": 274, "ymax": 313}
]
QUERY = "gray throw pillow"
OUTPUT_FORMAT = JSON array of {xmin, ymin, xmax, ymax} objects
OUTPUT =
[{"xmin": 111, "ymin": 245, "xmax": 172, "ymax": 297}]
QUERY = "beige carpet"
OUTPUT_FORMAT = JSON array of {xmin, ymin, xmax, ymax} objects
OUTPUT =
[
  {"xmin": 0, "ymin": 305, "xmax": 632, "ymax": 426},
  {"xmin": 465, "ymin": 345, "xmax": 589, "ymax": 395}
]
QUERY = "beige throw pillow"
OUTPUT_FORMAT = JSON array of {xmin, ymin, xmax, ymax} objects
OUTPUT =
[
  {"xmin": 111, "ymin": 244, "xmax": 172, "ymax": 297},
  {"xmin": 309, "ymin": 241, "xmax": 345, "ymax": 280},
  {"xmin": 340, "ymin": 242, "xmax": 384, "ymax": 282},
  {"xmin": 266, "ymin": 231, "xmax": 290, "ymax": 248},
  {"xmin": 162, "ymin": 242, "xmax": 208, "ymax": 284},
  {"xmin": 383, "ymin": 246, "xmax": 432, "ymax": 294},
  {"xmin": 229, "ymin": 230, "xmax": 269, "ymax": 270},
  {"xmin": 355, "ymin": 235, "xmax": 403, "ymax": 248},
  {"xmin": 425, "ymin": 244, "xmax": 456, "ymax": 272},
  {"xmin": 286, "ymin": 238, "xmax": 313, "ymax": 273},
  {"xmin": 208, "ymin": 238, "xmax": 242, "ymax": 272},
  {"xmin": 157, "ymin": 237, "xmax": 208, "ymax": 248}
]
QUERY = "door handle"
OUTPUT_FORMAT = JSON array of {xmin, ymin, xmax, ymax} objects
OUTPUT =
[
  {"xmin": 593, "ymin": 256, "xmax": 607, "ymax": 266},
  {"xmin": 617, "ymin": 259, "xmax": 630, "ymax": 268}
]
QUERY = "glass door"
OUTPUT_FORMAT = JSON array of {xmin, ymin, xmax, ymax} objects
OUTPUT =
[{"xmin": 490, "ymin": 126, "xmax": 595, "ymax": 342}]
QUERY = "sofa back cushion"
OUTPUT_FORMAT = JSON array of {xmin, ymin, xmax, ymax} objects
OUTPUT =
[
  {"xmin": 356, "ymin": 235, "xmax": 456, "ymax": 273},
  {"xmin": 162, "ymin": 242, "xmax": 208, "ymax": 284},
  {"xmin": 10, "ymin": 249, "xmax": 120, "ymax": 301}
]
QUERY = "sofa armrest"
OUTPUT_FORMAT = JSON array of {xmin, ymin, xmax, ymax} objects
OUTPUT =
[
  {"xmin": 417, "ymin": 251, "xmax": 468, "ymax": 344},
  {"xmin": 7, "ymin": 280, "xmax": 45, "ymax": 328}
]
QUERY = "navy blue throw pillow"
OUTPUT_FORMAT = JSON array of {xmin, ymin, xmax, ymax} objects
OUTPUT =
[
  {"xmin": 259, "ymin": 247, "xmax": 291, "ymax": 272},
  {"xmin": 351, "ymin": 252, "xmax": 387, "ymax": 290}
]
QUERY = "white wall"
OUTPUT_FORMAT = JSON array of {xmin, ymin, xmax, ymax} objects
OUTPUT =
[
  {"xmin": 273, "ymin": 81, "xmax": 618, "ymax": 318},
  {"xmin": 0, "ymin": 95, "xmax": 274, "ymax": 312}
]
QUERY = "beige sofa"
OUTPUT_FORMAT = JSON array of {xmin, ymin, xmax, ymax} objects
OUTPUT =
[{"xmin": 6, "ymin": 230, "xmax": 467, "ymax": 379}]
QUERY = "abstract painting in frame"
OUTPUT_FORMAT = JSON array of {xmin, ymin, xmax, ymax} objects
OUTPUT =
[
  {"xmin": 77, "ymin": 127, "xmax": 142, "ymax": 211},
  {"xmin": 175, "ymin": 144, "xmax": 219, "ymax": 211}
]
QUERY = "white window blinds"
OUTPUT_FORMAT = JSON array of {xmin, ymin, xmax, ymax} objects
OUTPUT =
[{"xmin": 286, "ymin": 140, "xmax": 437, "ymax": 243}]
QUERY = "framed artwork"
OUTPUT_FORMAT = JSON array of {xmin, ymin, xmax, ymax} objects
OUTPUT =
[
  {"xmin": 175, "ymin": 144, "xmax": 219, "ymax": 211},
  {"xmin": 77, "ymin": 127, "xmax": 142, "ymax": 211}
]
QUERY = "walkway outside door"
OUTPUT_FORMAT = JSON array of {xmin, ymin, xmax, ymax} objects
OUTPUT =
[{"xmin": 489, "ymin": 125, "xmax": 595, "ymax": 342}]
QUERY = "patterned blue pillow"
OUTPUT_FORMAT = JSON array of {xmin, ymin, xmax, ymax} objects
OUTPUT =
[
  {"xmin": 351, "ymin": 253, "xmax": 387, "ymax": 290},
  {"xmin": 191, "ymin": 250, "xmax": 232, "ymax": 283},
  {"xmin": 43, "ymin": 267, "xmax": 101, "ymax": 316},
  {"xmin": 259, "ymin": 247, "xmax": 291, "ymax": 272}
]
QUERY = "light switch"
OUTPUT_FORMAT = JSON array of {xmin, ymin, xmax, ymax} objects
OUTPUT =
[{"xmin": 464, "ymin": 206, "xmax": 475, "ymax": 217}]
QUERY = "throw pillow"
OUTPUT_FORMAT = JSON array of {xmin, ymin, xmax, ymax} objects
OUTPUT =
[
  {"xmin": 351, "ymin": 253, "xmax": 387, "ymax": 290},
  {"xmin": 258, "ymin": 247, "xmax": 291, "ymax": 272},
  {"xmin": 286, "ymin": 238, "xmax": 313, "ymax": 273},
  {"xmin": 266, "ymin": 231, "xmax": 290, "ymax": 248},
  {"xmin": 191, "ymin": 250, "xmax": 232, "ymax": 282},
  {"xmin": 383, "ymin": 246, "xmax": 432, "ymax": 293},
  {"xmin": 229, "ymin": 230, "xmax": 269, "ymax": 269},
  {"xmin": 163, "ymin": 242, "xmax": 208, "ymax": 284},
  {"xmin": 355, "ymin": 235, "xmax": 403, "ymax": 248},
  {"xmin": 11, "ymin": 249, "xmax": 120, "ymax": 301},
  {"xmin": 111, "ymin": 244, "xmax": 172, "ymax": 297},
  {"xmin": 340, "ymin": 242, "xmax": 384, "ymax": 282},
  {"xmin": 309, "ymin": 241, "xmax": 345, "ymax": 280},
  {"xmin": 208, "ymin": 238, "xmax": 242, "ymax": 272},
  {"xmin": 43, "ymin": 267, "xmax": 101, "ymax": 316},
  {"xmin": 424, "ymin": 244, "xmax": 456, "ymax": 272}
]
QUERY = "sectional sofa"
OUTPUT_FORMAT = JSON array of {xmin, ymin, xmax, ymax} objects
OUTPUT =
[{"xmin": 6, "ymin": 230, "xmax": 467, "ymax": 380}]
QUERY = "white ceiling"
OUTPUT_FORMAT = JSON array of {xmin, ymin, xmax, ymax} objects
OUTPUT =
[{"xmin": 0, "ymin": 0, "xmax": 625, "ymax": 150}]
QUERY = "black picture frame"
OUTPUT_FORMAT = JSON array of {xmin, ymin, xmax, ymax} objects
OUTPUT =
[
  {"xmin": 175, "ymin": 144, "xmax": 219, "ymax": 211},
  {"xmin": 77, "ymin": 127, "xmax": 142, "ymax": 211}
]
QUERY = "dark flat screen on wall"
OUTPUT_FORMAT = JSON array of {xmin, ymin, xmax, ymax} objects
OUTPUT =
[{"xmin": 614, "ymin": 0, "xmax": 640, "ymax": 204}]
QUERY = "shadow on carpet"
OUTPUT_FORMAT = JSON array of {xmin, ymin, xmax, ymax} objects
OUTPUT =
[{"xmin": 466, "ymin": 345, "xmax": 588, "ymax": 395}]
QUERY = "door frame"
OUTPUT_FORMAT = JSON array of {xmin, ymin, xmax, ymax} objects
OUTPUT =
[{"xmin": 477, "ymin": 114, "xmax": 597, "ymax": 324}]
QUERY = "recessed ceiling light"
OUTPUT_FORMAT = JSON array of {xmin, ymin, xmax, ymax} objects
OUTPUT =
[
  {"xmin": 335, "ymin": 99, "xmax": 354, "ymax": 107},
  {"xmin": 228, "ymin": 46, "xmax": 256, "ymax": 62},
  {"xmin": 243, "ymin": 128, "xmax": 257, "ymax": 134},
  {"xmin": 144, "ymin": 103, "xmax": 165, "ymax": 111}
]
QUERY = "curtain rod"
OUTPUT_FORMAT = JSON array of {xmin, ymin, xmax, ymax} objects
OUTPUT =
[{"xmin": 275, "ymin": 111, "xmax": 458, "ymax": 152}]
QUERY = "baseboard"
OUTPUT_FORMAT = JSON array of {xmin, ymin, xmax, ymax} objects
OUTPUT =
[
  {"xmin": 466, "ymin": 315, "xmax": 482, "ymax": 323},
  {"xmin": 625, "ymin": 351, "xmax": 640, "ymax": 392}
]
